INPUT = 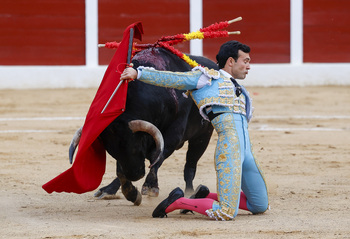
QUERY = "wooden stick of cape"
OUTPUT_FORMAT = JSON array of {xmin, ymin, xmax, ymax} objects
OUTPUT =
[{"xmin": 101, "ymin": 28, "xmax": 134, "ymax": 114}]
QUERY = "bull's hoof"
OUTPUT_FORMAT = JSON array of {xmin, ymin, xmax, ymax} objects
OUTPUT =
[
  {"xmin": 149, "ymin": 188, "xmax": 159, "ymax": 197},
  {"xmin": 184, "ymin": 188, "xmax": 195, "ymax": 197},
  {"xmin": 94, "ymin": 179, "xmax": 121, "ymax": 200},
  {"xmin": 141, "ymin": 186, "xmax": 159, "ymax": 197},
  {"xmin": 94, "ymin": 189, "xmax": 103, "ymax": 198},
  {"xmin": 133, "ymin": 190, "xmax": 142, "ymax": 206},
  {"xmin": 97, "ymin": 192, "xmax": 120, "ymax": 200}
]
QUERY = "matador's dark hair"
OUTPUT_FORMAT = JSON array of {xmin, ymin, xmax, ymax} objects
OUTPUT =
[{"xmin": 216, "ymin": 40, "xmax": 250, "ymax": 69}]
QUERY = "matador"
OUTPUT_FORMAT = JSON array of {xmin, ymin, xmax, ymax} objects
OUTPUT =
[{"xmin": 121, "ymin": 40, "xmax": 269, "ymax": 221}]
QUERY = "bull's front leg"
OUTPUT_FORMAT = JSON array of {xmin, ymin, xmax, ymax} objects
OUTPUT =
[
  {"xmin": 94, "ymin": 162, "xmax": 122, "ymax": 199},
  {"xmin": 141, "ymin": 116, "xmax": 186, "ymax": 197},
  {"xmin": 94, "ymin": 177, "xmax": 121, "ymax": 199},
  {"xmin": 141, "ymin": 166, "xmax": 160, "ymax": 197},
  {"xmin": 117, "ymin": 170, "xmax": 142, "ymax": 206}
]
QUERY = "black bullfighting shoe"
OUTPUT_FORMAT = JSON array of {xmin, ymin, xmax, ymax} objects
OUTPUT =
[
  {"xmin": 152, "ymin": 187, "xmax": 184, "ymax": 218},
  {"xmin": 180, "ymin": 184, "xmax": 210, "ymax": 214}
]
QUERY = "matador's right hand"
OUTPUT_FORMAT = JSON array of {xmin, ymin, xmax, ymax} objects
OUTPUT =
[{"xmin": 121, "ymin": 66, "xmax": 137, "ymax": 81}]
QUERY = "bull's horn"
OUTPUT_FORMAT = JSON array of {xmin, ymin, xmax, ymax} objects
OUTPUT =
[
  {"xmin": 128, "ymin": 120, "xmax": 164, "ymax": 168},
  {"xmin": 68, "ymin": 126, "xmax": 83, "ymax": 164}
]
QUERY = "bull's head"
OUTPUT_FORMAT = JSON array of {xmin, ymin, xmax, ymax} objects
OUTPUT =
[
  {"xmin": 68, "ymin": 120, "xmax": 164, "ymax": 181},
  {"xmin": 128, "ymin": 120, "xmax": 164, "ymax": 168},
  {"xmin": 109, "ymin": 119, "xmax": 165, "ymax": 181}
]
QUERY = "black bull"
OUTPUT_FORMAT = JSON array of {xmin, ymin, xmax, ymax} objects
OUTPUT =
[{"xmin": 70, "ymin": 47, "xmax": 217, "ymax": 205}]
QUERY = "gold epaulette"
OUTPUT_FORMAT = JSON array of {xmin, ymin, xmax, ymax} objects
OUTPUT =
[{"xmin": 192, "ymin": 66, "xmax": 220, "ymax": 79}]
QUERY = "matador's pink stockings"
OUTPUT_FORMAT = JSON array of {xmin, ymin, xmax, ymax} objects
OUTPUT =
[{"xmin": 165, "ymin": 191, "xmax": 248, "ymax": 216}]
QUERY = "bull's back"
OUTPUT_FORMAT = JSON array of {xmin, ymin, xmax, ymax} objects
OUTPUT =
[
  {"xmin": 106, "ymin": 47, "xmax": 216, "ymax": 157},
  {"xmin": 129, "ymin": 47, "xmax": 217, "ymax": 141}
]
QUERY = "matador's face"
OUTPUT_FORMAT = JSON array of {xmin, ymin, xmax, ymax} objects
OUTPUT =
[{"xmin": 230, "ymin": 50, "xmax": 251, "ymax": 80}]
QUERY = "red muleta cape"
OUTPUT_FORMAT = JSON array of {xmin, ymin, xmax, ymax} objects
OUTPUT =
[{"xmin": 42, "ymin": 22, "xmax": 144, "ymax": 194}]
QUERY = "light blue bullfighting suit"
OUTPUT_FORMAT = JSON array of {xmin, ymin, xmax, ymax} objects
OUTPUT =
[{"xmin": 137, "ymin": 66, "xmax": 268, "ymax": 220}]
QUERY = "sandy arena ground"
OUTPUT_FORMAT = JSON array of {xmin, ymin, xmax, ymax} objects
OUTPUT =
[{"xmin": 0, "ymin": 86, "xmax": 349, "ymax": 239}]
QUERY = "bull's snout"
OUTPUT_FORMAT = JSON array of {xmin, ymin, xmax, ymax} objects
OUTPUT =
[
  {"xmin": 120, "ymin": 150, "xmax": 146, "ymax": 181},
  {"xmin": 124, "ymin": 167, "xmax": 145, "ymax": 181}
]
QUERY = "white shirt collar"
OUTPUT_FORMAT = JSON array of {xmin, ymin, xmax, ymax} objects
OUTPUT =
[{"xmin": 219, "ymin": 69, "xmax": 233, "ymax": 79}]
